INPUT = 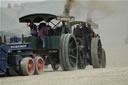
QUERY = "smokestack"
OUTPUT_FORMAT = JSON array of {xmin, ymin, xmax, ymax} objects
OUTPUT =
[{"xmin": 64, "ymin": 0, "xmax": 76, "ymax": 16}]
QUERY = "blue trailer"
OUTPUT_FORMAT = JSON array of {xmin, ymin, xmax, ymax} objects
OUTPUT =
[{"xmin": 0, "ymin": 36, "xmax": 44, "ymax": 76}]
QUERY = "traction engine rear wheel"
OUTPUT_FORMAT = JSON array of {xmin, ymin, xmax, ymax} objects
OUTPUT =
[{"xmin": 60, "ymin": 34, "xmax": 78, "ymax": 71}]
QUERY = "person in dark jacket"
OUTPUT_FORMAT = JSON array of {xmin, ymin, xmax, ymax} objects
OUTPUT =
[
  {"xmin": 47, "ymin": 25, "xmax": 54, "ymax": 36},
  {"xmin": 27, "ymin": 23, "xmax": 38, "ymax": 36}
]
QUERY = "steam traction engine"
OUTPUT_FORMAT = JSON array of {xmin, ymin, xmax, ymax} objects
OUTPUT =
[{"xmin": 19, "ymin": 13, "xmax": 106, "ymax": 71}]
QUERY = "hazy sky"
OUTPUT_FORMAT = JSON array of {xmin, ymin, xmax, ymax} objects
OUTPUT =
[
  {"xmin": 0, "ymin": 0, "xmax": 127, "ymax": 6},
  {"xmin": 0, "ymin": 0, "xmax": 46, "ymax": 7},
  {"xmin": 1, "ymin": 0, "xmax": 46, "ymax": 2}
]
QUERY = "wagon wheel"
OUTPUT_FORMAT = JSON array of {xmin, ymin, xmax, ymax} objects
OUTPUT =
[
  {"xmin": 20, "ymin": 57, "xmax": 35, "ymax": 76},
  {"xmin": 49, "ymin": 56, "xmax": 60, "ymax": 71},
  {"xmin": 34, "ymin": 56, "xmax": 44, "ymax": 74},
  {"xmin": 8, "ymin": 55, "xmax": 20, "ymax": 76},
  {"xmin": 51, "ymin": 63, "xmax": 60, "ymax": 71},
  {"xmin": 7, "ymin": 67, "xmax": 18, "ymax": 76},
  {"xmin": 60, "ymin": 34, "xmax": 78, "ymax": 71},
  {"xmin": 101, "ymin": 48, "xmax": 106, "ymax": 68},
  {"xmin": 77, "ymin": 48, "xmax": 87, "ymax": 69},
  {"xmin": 91, "ymin": 37, "xmax": 102, "ymax": 68}
]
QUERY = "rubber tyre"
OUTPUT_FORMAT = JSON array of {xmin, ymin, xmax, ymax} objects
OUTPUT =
[
  {"xmin": 60, "ymin": 34, "xmax": 78, "ymax": 71},
  {"xmin": 101, "ymin": 48, "xmax": 106, "ymax": 68},
  {"xmin": 91, "ymin": 37, "xmax": 102, "ymax": 68},
  {"xmin": 20, "ymin": 57, "xmax": 35, "ymax": 76},
  {"xmin": 34, "ymin": 57, "xmax": 44, "ymax": 74}
]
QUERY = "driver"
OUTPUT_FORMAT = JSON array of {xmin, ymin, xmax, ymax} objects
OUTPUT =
[
  {"xmin": 47, "ymin": 25, "xmax": 54, "ymax": 36},
  {"xmin": 27, "ymin": 23, "xmax": 38, "ymax": 36}
]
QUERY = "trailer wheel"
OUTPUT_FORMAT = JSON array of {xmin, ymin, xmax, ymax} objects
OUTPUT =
[
  {"xmin": 91, "ymin": 37, "xmax": 102, "ymax": 68},
  {"xmin": 77, "ymin": 48, "xmax": 87, "ymax": 69},
  {"xmin": 60, "ymin": 34, "xmax": 78, "ymax": 71},
  {"xmin": 7, "ymin": 67, "xmax": 18, "ymax": 76},
  {"xmin": 34, "ymin": 57, "xmax": 44, "ymax": 74},
  {"xmin": 20, "ymin": 57, "xmax": 35, "ymax": 76},
  {"xmin": 49, "ymin": 56, "xmax": 59, "ymax": 71},
  {"xmin": 51, "ymin": 63, "xmax": 60, "ymax": 71},
  {"xmin": 101, "ymin": 48, "xmax": 106, "ymax": 68}
]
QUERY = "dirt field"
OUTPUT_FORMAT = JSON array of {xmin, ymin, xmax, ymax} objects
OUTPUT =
[{"xmin": 0, "ymin": 66, "xmax": 128, "ymax": 85}]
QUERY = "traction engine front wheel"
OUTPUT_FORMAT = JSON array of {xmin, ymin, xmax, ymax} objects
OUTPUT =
[{"xmin": 91, "ymin": 37, "xmax": 102, "ymax": 68}]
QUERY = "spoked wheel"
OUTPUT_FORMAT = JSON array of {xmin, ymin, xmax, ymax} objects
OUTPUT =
[
  {"xmin": 20, "ymin": 57, "xmax": 35, "ymax": 76},
  {"xmin": 60, "ymin": 34, "xmax": 78, "ymax": 71},
  {"xmin": 101, "ymin": 48, "xmax": 106, "ymax": 68},
  {"xmin": 91, "ymin": 37, "xmax": 102, "ymax": 68},
  {"xmin": 34, "ymin": 56, "xmax": 44, "ymax": 74},
  {"xmin": 77, "ymin": 48, "xmax": 87, "ymax": 69}
]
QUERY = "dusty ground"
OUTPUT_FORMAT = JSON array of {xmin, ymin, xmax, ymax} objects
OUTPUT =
[{"xmin": 0, "ymin": 66, "xmax": 128, "ymax": 85}]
